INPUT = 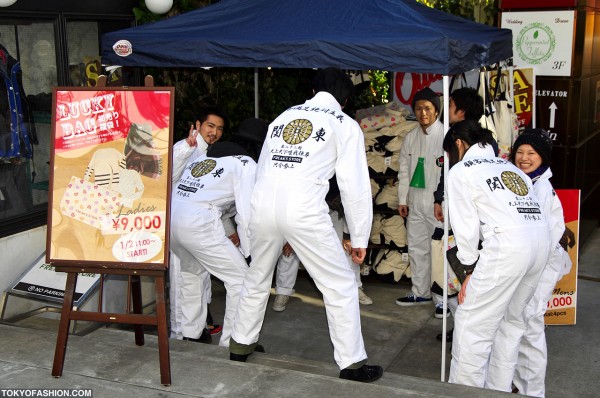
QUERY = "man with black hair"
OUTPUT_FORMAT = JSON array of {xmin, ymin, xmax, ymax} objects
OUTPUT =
[
  {"xmin": 396, "ymin": 87, "xmax": 444, "ymax": 307},
  {"xmin": 432, "ymin": 87, "xmax": 484, "ymax": 326},
  {"xmin": 170, "ymin": 105, "xmax": 227, "ymax": 343},
  {"xmin": 230, "ymin": 68, "xmax": 382, "ymax": 383}
]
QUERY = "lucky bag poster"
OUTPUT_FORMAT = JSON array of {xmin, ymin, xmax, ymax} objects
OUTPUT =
[{"xmin": 47, "ymin": 88, "xmax": 174, "ymax": 266}]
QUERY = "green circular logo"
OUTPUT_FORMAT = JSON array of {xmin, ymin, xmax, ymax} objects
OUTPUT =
[{"xmin": 516, "ymin": 22, "xmax": 556, "ymax": 65}]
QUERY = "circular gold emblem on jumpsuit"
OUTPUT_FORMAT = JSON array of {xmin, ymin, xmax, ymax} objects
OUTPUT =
[
  {"xmin": 501, "ymin": 171, "xmax": 529, "ymax": 196},
  {"xmin": 191, "ymin": 159, "xmax": 217, "ymax": 177},
  {"xmin": 283, "ymin": 119, "xmax": 313, "ymax": 145}
]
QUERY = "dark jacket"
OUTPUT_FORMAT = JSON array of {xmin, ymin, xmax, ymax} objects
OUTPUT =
[{"xmin": 0, "ymin": 44, "xmax": 37, "ymax": 158}]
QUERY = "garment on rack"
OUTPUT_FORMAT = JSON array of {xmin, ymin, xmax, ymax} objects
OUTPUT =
[{"xmin": 0, "ymin": 44, "xmax": 38, "ymax": 159}]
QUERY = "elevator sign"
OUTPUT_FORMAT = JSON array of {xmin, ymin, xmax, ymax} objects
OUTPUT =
[{"xmin": 536, "ymin": 79, "xmax": 570, "ymax": 146}]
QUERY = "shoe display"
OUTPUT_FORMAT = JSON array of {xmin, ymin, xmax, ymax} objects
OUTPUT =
[
  {"xmin": 434, "ymin": 303, "xmax": 450, "ymax": 319},
  {"xmin": 436, "ymin": 328, "xmax": 453, "ymax": 343},
  {"xmin": 183, "ymin": 328, "xmax": 212, "ymax": 344},
  {"xmin": 272, "ymin": 294, "xmax": 289, "ymax": 312},
  {"xmin": 395, "ymin": 293, "xmax": 432, "ymax": 306},
  {"xmin": 207, "ymin": 324, "xmax": 223, "ymax": 335},
  {"xmin": 358, "ymin": 287, "xmax": 373, "ymax": 305},
  {"xmin": 339, "ymin": 364, "xmax": 383, "ymax": 383},
  {"xmin": 229, "ymin": 344, "xmax": 265, "ymax": 362}
]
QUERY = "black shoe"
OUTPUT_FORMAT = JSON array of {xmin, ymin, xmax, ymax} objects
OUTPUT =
[
  {"xmin": 183, "ymin": 328, "xmax": 212, "ymax": 344},
  {"xmin": 436, "ymin": 328, "xmax": 453, "ymax": 343},
  {"xmin": 339, "ymin": 364, "xmax": 383, "ymax": 383},
  {"xmin": 229, "ymin": 344, "xmax": 265, "ymax": 362}
]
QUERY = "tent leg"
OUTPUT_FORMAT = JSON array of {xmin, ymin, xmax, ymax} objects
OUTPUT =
[{"xmin": 254, "ymin": 68, "xmax": 259, "ymax": 118}]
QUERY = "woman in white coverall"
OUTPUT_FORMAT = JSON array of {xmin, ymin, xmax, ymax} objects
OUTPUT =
[
  {"xmin": 396, "ymin": 87, "xmax": 444, "ymax": 306},
  {"xmin": 443, "ymin": 120, "xmax": 550, "ymax": 389},
  {"xmin": 231, "ymin": 68, "xmax": 382, "ymax": 383},
  {"xmin": 486, "ymin": 129, "xmax": 572, "ymax": 396},
  {"xmin": 170, "ymin": 141, "xmax": 255, "ymax": 347}
]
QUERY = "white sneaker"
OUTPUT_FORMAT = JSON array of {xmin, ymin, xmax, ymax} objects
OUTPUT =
[
  {"xmin": 358, "ymin": 288, "xmax": 373, "ymax": 305},
  {"xmin": 272, "ymin": 294, "xmax": 289, "ymax": 312}
]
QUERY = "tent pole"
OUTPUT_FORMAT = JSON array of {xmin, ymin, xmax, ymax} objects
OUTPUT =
[
  {"xmin": 254, "ymin": 68, "xmax": 259, "ymax": 118},
  {"xmin": 441, "ymin": 74, "xmax": 450, "ymax": 383}
]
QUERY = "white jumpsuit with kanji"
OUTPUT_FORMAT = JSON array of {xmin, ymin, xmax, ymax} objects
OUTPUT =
[
  {"xmin": 169, "ymin": 138, "xmax": 213, "ymax": 339},
  {"xmin": 170, "ymin": 153, "xmax": 256, "ymax": 347},
  {"xmin": 397, "ymin": 120, "xmax": 444, "ymax": 299},
  {"xmin": 275, "ymin": 210, "xmax": 365, "ymax": 296},
  {"xmin": 447, "ymin": 144, "xmax": 550, "ymax": 389},
  {"xmin": 232, "ymin": 91, "xmax": 373, "ymax": 369},
  {"xmin": 488, "ymin": 167, "xmax": 572, "ymax": 395}
]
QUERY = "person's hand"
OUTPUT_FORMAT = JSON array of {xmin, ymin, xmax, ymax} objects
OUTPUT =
[
  {"xmin": 342, "ymin": 239, "xmax": 352, "ymax": 255},
  {"xmin": 282, "ymin": 242, "xmax": 294, "ymax": 257},
  {"xmin": 351, "ymin": 247, "xmax": 366, "ymax": 264},
  {"xmin": 186, "ymin": 124, "xmax": 198, "ymax": 147},
  {"xmin": 434, "ymin": 203, "xmax": 444, "ymax": 222},
  {"xmin": 398, "ymin": 205, "xmax": 408, "ymax": 217},
  {"xmin": 458, "ymin": 274, "xmax": 471, "ymax": 305},
  {"xmin": 228, "ymin": 232, "xmax": 240, "ymax": 247},
  {"xmin": 559, "ymin": 226, "xmax": 576, "ymax": 251}
]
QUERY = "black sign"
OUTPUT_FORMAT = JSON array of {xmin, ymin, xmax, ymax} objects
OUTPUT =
[{"xmin": 536, "ymin": 79, "xmax": 570, "ymax": 146}]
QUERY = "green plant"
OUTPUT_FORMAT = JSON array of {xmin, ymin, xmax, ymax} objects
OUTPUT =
[{"xmin": 417, "ymin": 0, "xmax": 498, "ymax": 26}]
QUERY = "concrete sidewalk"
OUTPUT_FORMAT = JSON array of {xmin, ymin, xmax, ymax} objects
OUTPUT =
[{"xmin": 1, "ymin": 229, "xmax": 599, "ymax": 397}]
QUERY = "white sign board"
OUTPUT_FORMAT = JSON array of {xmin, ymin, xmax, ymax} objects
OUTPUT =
[
  {"xmin": 11, "ymin": 253, "xmax": 100, "ymax": 304},
  {"xmin": 501, "ymin": 11, "xmax": 575, "ymax": 77}
]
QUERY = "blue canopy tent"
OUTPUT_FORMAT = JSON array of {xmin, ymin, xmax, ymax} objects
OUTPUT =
[
  {"xmin": 100, "ymin": 0, "xmax": 512, "ymax": 74},
  {"xmin": 100, "ymin": 0, "xmax": 513, "ymax": 382}
]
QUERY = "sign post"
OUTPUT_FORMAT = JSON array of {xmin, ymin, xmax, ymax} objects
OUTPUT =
[{"xmin": 47, "ymin": 77, "xmax": 174, "ymax": 385}]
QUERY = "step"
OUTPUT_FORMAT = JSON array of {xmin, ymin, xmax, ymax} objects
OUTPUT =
[{"xmin": 0, "ymin": 323, "xmax": 514, "ymax": 397}]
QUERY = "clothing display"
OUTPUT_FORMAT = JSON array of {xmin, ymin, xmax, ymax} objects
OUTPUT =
[
  {"xmin": 357, "ymin": 102, "xmax": 415, "ymax": 282},
  {"xmin": 0, "ymin": 44, "xmax": 37, "ymax": 159}
]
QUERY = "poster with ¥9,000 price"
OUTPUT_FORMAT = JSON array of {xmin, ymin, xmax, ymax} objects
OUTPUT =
[{"xmin": 46, "ymin": 87, "xmax": 174, "ymax": 268}]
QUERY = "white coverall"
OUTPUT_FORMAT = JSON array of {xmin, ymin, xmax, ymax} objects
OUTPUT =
[
  {"xmin": 274, "ymin": 252, "xmax": 300, "ymax": 296},
  {"xmin": 397, "ymin": 120, "xmax": 444, "ymax": 299},
  {"xmin": 275, "ymin": 210, "xmax": 365, "ymax": 296},
  {"xmin": 170, "ymin": 152, "xmax": 256, "ymax": 347},
  {"xmin": 488, "ymin": 167, "xmax": 572, "ymax": 396},
  {"xmin": 447, "ymin": 144, "xmax": 550, "ymax": 389},
  {"xmin": 169, "ymin": 138, "xmax": 213, "ymax": 339},
  {"xmin": 232, "ymin": 91, "xmax": 373, "ymax": 369}
]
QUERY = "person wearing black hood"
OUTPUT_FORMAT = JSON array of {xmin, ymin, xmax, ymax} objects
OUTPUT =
[{"xmin": 231, "ymin": 117, "xmax": 269, "ymax": 162}]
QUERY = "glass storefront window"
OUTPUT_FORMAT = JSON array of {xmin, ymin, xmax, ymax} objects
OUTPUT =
[
  {"xmin": 1, "ymin": 15, "xmax": 135, "ymax": 238},
  {"xmin": 1, "ymin": 21, "xmax": 56, "ymax": 226}
]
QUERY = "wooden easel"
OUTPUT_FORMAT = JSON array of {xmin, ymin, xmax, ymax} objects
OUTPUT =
[{"xmin": 51, "ymin": 75, "xmax": 171, "ymax": 385}]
